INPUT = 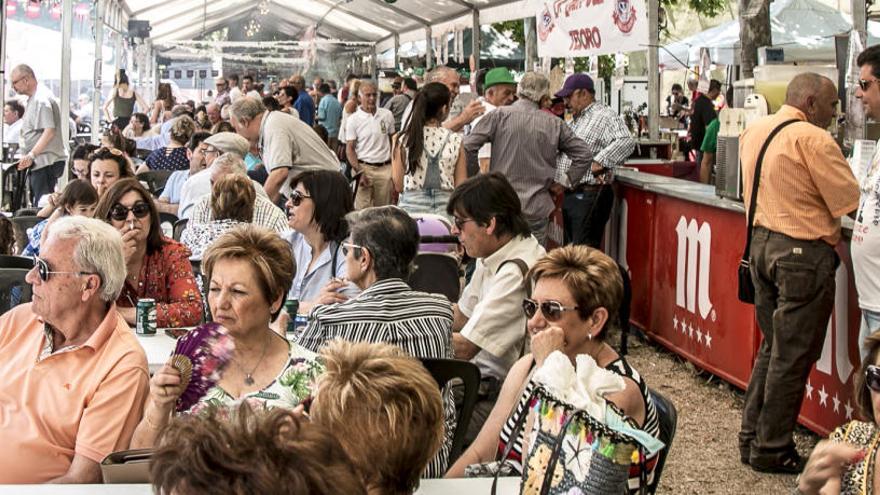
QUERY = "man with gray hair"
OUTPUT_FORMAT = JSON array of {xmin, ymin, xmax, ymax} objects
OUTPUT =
[
  {"xmin": 401, "ymin": 66, "xmax": 485, "ymax": 133},
  {"xmin": 290, "ymin": 74, "xmax": 315, "ymax": 126},
  {"xmin": 346, "ymin": 80, "xmax": 396, "ymax": 209},
  {"xmin": 463, "ymin": 72, "xmax": 593, "ymax": 243},
  {"xmin": 0, "ymin": 216, "xmax": 149, "ymax": 483},
  {"xmin": 189, "ymin": 153, "xmax": 288, "ymax": 233},
  {"xmin": 296, "ymin": 205, "xmax": 454, "ymax": 477},
  {"xmin": 10, "ymin": 64, "xmax": 68, "ymax": 206},
  {"xmin": 229, "ymin": 96, "xmax": 338, "ymax": 205}
]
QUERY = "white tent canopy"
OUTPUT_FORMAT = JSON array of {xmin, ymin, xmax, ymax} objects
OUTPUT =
[{"xmin": 659, "ymin": 0, "xmax": 873, "ymax": 69}]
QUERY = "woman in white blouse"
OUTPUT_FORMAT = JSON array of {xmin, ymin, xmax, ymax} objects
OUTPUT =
[{"xmin": 392, "ymin": 82, "xmax": 466, "ymax": 219}]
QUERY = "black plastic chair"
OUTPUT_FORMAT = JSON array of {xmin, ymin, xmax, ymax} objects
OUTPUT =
[
  {"xmin": 409, "ymin": 253, "xmax": 461, "ymax": 303},
  {"xmin": 173, "ymin": 218, "xmax": 188, "ymax": 242},
  {"xmin": 11, "ymin": 216, "xmax": 42, "ymax": 253},
  {"xmin": 13, "ymin": 207, "xmax": 39, "ymax": 217},
  {"xmin": 419, "ymin": 357, "xmax": 481, "ymax": 465},
  {"xmin": 0, "ymin": 255, "xmax": 34, "ymax": 270},
  {"xmin": 137, "ymin": 170, "xmax": 174, "ymax": 197},
  {"xmin": 0, "ymin": 268, "xmax": 33, "ymax": 315},
  {"xmin": 159, "ymin": 212, "xmax": 178, "ymax": 238},
  {"xmin": 647, "ymin": 389, "xmax": 678, "ymax": 494}
]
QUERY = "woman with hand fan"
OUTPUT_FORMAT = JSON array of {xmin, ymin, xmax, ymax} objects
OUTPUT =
[{"xmin": 131, "ymin": 225, "xmax": 323, "ymax": 449}]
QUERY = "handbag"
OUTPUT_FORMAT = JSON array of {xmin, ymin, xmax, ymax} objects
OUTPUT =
[
  {"xmin": 493, "ymin": 385, "xmax": 645, "ymax": 495},
  {"xmin": 738, "ymin": 119, "xmax": 801, "ymax": 303},
  {"xmin": 100, "ymin": 448, "xmax": 153, "ymax": 483}
]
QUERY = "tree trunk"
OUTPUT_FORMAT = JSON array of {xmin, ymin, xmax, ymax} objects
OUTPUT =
[
  {"xmin": 524, "ymin": 17, "xmax": 537, "ymax": 72},
  {"xmin": 738, "ymin": 0, "xmax": 771, "ymax": 78}
]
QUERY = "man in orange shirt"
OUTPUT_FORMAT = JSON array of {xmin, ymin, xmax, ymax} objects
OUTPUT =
[
  {"xmin": 0, "ymin": 216, "xmax": 149, "ymax": 483},
  {"xmin": 738, "ymin": 73, "xmax": 859, "ymax": 474}
]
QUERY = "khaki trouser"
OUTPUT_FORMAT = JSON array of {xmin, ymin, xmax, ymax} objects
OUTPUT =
[
  {"xmin": 354, "ymin": 163, "xmax": 393, "ymax": 210},
  {"xmin": 739, "ymin": 227, "xmax": 838, "ymax": 465}
]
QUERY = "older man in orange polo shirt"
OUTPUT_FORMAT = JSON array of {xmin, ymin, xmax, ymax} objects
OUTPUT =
[
  {"xmin": 738, "ymin": 73, "xmax": 859, "ymax": 474},
  {"xmin": 0, "ymin": 216, "xmax": 149, "ymax": 483}
]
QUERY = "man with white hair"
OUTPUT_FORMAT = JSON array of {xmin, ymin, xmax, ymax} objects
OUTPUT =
[
  {"xmin": 189, "ymin": 153, "xmax": 288, "ymax": 233},
  {"xmin": 401, "ymin": 66, "xmax": 485, "ymax": 133},
  {"xmin": 229, "ymin": 96, "xmax": 338, "ymax": 205},
  {"xmin": 345, "ymin": 80, "xmax": 396, "ymax": 209},
  {"xmin": 205, "ymin": 103, "xmax": 222, "ymax": 127},
  {"xmin": 463, "ymin": 72, "xmax": 593, "ymax": 243},
  {"xmin": 177, "ymin": 131, "xmax": 266, "ymax": 220},
  {"xmin": 0, "ymin": 217, "xmax": 149, "ymax": 483}
]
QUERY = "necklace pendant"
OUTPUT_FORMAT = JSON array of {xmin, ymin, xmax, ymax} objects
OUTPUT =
[{"xmin": 244, "ymin": 375, "xmax": 255, "ymax": 386}]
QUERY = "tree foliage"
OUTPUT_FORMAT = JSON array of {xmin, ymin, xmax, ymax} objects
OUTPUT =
[
  {"xmin": 661, "ymin": 0, "xmax": 729, "ymax": 18},
  {"xmin": 492, "ymin": 20, "xmax": 525, "ymax": 46}
]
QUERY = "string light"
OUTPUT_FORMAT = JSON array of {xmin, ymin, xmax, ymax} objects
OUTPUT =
[
  {"xmin": 258, "ymin": 0, "xmax": 269, "ymax": 16},
  {"xmin": 244, "ymin": 19, "xmax": 261, "ymax": 38}
]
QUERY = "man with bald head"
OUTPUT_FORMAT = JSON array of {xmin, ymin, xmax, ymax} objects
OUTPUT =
[
  {"xmin": 346, "ymin": 81, "xmax": 396, "ymax": 209},
  {"xmin": 738, "ymin": 72, "xmax": 858, "ymax": 474}
]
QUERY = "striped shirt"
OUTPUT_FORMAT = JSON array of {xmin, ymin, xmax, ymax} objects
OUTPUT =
[
  {"xmin": 463, "ymin": 99, "xmax": 593, "ymax": 220},
  {"xmin": 498, "ymin": 357, "xmax": 661, "ymax": 493},
  {"xmin": 295, "ymin": 278, "xmax": 455, "ymax": 478},
  {"xmin": 740, "ymin": 105, "xmax": 858, "ymax": 245},
  {"xmin": 189, "ymin": 194, "xmax": 289, "ymax": 234},
  {"xmin": 556, "ymin": 102, "xmax": 636, "ymax": 187}
]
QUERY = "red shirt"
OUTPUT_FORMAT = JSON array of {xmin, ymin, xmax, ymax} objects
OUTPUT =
[{"xmin": 117, "ymin": 237, "xmax": 203, "ymax": 327}]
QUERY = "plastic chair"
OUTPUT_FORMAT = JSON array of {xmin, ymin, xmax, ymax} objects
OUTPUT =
[
  {"xmin": 647, "ymin": 389, "xmax": 678, "ymax": 494},
  {"xmin": 0, "ymin": 255, "xmax": 34, "ymax": 270},
  {"xmin": 173, "ymin": 218, "xmax": 188, "ymax": 242},
  {"xmin": 409, "ymin": 253, "xmax": 461, "ymax": 303},
  {"xmin": 11, "ymin": 216, "xmax": 42, "ymax": 253},
  {"xmin": 419, "ymin": 358, "xmax": 481, "ymax": 465},
  {"xmin": 0, "ymin": 268, "xmax": 33, "ymax": 315},
  {"xmin": 137, "ymin": 170, "xmax": 174, "ymax": 196},
  {"xmin": 159, "ymin": 212, "xmax": 178, "ymax": 238},
  {"xmin": 13, "ymin": 207, "xmax": 39, "ymax": 217}
]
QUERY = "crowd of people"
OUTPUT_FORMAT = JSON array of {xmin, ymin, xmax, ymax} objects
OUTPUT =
[{"xmin": 6, "ymin": 45, "xmax": 880, "ymax": 494}]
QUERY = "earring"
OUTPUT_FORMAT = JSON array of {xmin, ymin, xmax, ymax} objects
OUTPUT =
[{"xmin": 588, "ymin": 332, "xmax": 592, "ymax": 341}]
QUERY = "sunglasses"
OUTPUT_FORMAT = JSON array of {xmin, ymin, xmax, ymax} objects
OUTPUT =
[
  {"xmin": 453, "ymin": 216, "xmax": 475, "ymax": 230},
  {"xmin": 522, "ymin": 298, "xmax": 580, "ymax": 322},
  {"xmin": 860, "ymin": 79, "xmax": 879, "ymax": 92},
  {"xmin": 341, "ymin": 242, "xmax": 366, "ymax": 257},
  {"xmin": 289, "ymin": 191, "xmax": 312, "ymax": 207},
  {"xmin": 32, "ymin": 256, "xmax": 95, "ymax": 282},
  {"xmin": 99, "ymin": 146, "xmax": 125, "ymax": 156},
  {"xmin": 867, "ymin": 365, "xmax": 880, "ymax": 392},
  {"xmin": 109, "ymin": 202, "xmax": 150, "ymax": 222}
]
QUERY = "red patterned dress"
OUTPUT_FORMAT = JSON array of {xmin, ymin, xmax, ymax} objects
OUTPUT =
[{"xmin": 116, "ymin": 237, "xmax": 203, "ymax": 328}]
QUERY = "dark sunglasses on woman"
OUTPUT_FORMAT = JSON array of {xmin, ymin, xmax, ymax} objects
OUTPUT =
[
  {"xmin": 109, "ymin": 202, "xmax": 150, "ymax": 222},
  {"xmin": 866, "ymin": 365, "xmax": 880, "ymax": 392},
  {"xmin": 289, "ymin": 190, "xmax": 311, "ymax": 207},
  {"xmin": 522, "ymin": 298, "xmax": 579, "ymax": 322}
]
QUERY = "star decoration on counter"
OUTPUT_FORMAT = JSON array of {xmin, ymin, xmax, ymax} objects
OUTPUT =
[
  {"xmin": 832, "ymin": 394, "xmax": 840, "ymax": 413},
  {"xmin": 845, "ymin": 401, "xmax": 854, "ymax": 420},
  {"xmin": 805, "ymin": 380, "xmax": 814, "ymax": 400},
  {"xmin": 818, "ymin": 386, "xmax": 828, "ymax": 408}
]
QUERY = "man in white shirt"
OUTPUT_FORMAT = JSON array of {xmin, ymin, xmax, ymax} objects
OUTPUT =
[
  {"xmin": 2, "ymin": 100, "xmax": 24, "ymax": 146},
  {"xmin": 447, "ymin": 172, "xmax": 546, "ymax": 441},
  {"xmin": 469, "ymin": 67, "xmax": 517, "ymax": 172},
  {"xmin": 853, "ymin": 45, "xmax": 880, "ymax": 358},
  {"xmin": 229, "ymin": 96, "xmax": 338, "ymax": 205},
  {"xmin": 345, "ymin": 81, "xmax": 396, "ymax": 209},
  {"xmin": 228, "ymin": 74, "xmax": 242, "ymax": 103}
]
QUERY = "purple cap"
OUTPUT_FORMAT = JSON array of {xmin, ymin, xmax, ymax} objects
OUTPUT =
[{"xmin": 555, "ymin": 73, "xmax": 595, "ymax": 98}]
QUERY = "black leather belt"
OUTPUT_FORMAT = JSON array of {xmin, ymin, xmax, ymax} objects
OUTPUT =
[
  {"xmin": 567, "ymin": 183, "xmax": 604, "ymax": 193},
  {"xmin": 360, "ymin": 160, "xmax": 390, "ymax": 166}
]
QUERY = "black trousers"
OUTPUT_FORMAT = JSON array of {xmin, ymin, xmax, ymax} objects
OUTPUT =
[{"xmin": 562, "ymin": 185, "xmax": 615, "ymax": 248}]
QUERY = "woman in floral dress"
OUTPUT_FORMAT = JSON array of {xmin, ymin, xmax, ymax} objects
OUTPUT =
[{"xmin": 131, "ymin": 225, "xmax": 322, "ymax": 448}]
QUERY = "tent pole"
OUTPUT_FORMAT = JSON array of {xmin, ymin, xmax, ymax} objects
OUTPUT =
[
  {"xmin": 853, "ymin": 0, "xmax": 867, "ymax": 46},
  {"xmin": 1, "ymin": 0, "xmax": 6, "ymax": 211},
  {"xmin": 91, "ymin": 0, "xmax": 105, "ymax": 146},
  {"xmin": 524, "ymin": 16, "xmax": 536, "ymax": 72},
  {"xmin": 59, "ymin": 0, "xmax": 73, "ymax": 189},
  {"xmin": 393, "ymin": 33, "xmax": 400, "ymax": 71},
  {"xmin": 471, "ymin": 9, "xmax": 480, "ymax": 72},
  {"xmin": 425, "ymin": 26, "xmax": 433, "ymax": 71},
  {"xmin": 648, "ymin": 0, "xmax": 660, "ymax": 140}
]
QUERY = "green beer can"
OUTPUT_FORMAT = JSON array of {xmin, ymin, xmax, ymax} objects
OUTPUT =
[{"xmin": 136, "ymin": 298, "xmax": 157, "ymax": 335}]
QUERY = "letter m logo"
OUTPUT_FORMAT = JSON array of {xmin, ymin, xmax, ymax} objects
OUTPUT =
[{"xmin": 675, "ymin": 217, "xmax": 713, "ymax": 319}]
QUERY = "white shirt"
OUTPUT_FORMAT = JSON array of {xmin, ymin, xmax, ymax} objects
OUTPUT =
[
  {"xmin": 852, "ymin": 144, "xmax": 880, "ymax": 311},
  {"xmin": 2, "ymin": 119, "xmax": 22, "ymax": 146},
  {"xmin": 468, "ymin": 97, "xmax": 496, "ymax": 159},
  {"xmin": 345, "ymin": 106, "xmax": 395, "ymax": 163},
  {"xmin": 229, "ymin": 86, "xmax": 243, "ymax": 102},
  {"xmin": 459, "ymin": 235, "xmax": 546, "ymax": 380}
]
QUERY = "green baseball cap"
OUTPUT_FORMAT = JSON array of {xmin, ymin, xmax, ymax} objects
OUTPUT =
[{"xmin": 484, "ymin": 67, "xmax": 516, "ymax": 90}]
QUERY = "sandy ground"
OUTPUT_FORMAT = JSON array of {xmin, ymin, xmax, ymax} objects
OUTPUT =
[{"xmin": 619, "ymin": 332, "xmax": 819, "ymax": 494}]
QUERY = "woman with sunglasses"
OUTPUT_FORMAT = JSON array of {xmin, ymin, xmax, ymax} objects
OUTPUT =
[
  {"xmin": 95, "ymin": 178, "xmax": 202, "ymax": 328},
  {"xmin": 447, "ymin": 245, "xmax": 661, "ymax": 491},
  {"xmin": 23, "ymin": 179, "xmax": 98, "ymax": 257},
  {"xmin": 90, "ymin": 146, "xmax": 134, "ymax": 198},
  {"xmin": 392, "ymin": 82, "xmax": 466, "ymax": 219},
  {"xmin": 797, "ymin": 332, "xmax": 880, "ymax": 494},
  {"xmin": 283, "ymin": 170, "xmax": 359, "ymax": 318}
]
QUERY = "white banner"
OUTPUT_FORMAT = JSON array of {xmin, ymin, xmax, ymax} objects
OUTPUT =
[{"xmin": 535, "ymin": 0, "xmax": 649, "ymax": 58}]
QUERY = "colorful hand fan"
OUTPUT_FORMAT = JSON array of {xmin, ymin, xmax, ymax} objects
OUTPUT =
[{"xmin": 169, "ymin": 322, "xmax": 235, "ymax": 413}]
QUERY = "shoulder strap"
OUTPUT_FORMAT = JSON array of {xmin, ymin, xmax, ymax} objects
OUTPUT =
[
  {"xmin": 330, "ymin": 241, "xmax": 341, "ymax": 278},
  {"xmin": 426, "ymin": 130, "xmax": 453, "ymax": 162},
  {"xmin": 497, "ymin": 258, "xmax": 531, "ymax": 295},
  {"xmin": 741, "ymin": 118, "xmax": 801, "ymax": 261}
]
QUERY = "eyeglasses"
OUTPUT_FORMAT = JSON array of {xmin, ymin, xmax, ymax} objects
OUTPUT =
[
  {"xmin": 109, "ymin": 202, "xmax": 151, "ymax": 222},
  {"xmin": 11, "ymin": 75, "xmax": 27, "ymax": 86},
  {"xmin": 203, "ymin": 147, "xmax": 220, "ymax": 156},
  {"xmin": 32, "ymin": 256, "xmax": 94, "ymax": 282},
  {"xmin": 859, "ymin": 78, "xmax": 879, "ymax": 91},
  {"xmin": 867, "ymin": 365, "xmax": 880, "ymax": 392},
  {"xmin": 289, "ymin": 190, "xmax": 312, "ymax": 207},
  {"xmin": 522, "ymin": 298, "xmax": 580, "ymax": 322},
  {"xmin": 341, "ymin": 242, "xmax": 366, "ymax": 257},
  {"xmin": 453, "ymin": 216, "xmax": 475, "ymax": 230}
]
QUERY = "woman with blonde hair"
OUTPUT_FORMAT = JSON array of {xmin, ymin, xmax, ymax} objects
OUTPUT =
[{"xmin": 142, "ymin": 115, "xmax": 196, "ymax": 172}]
